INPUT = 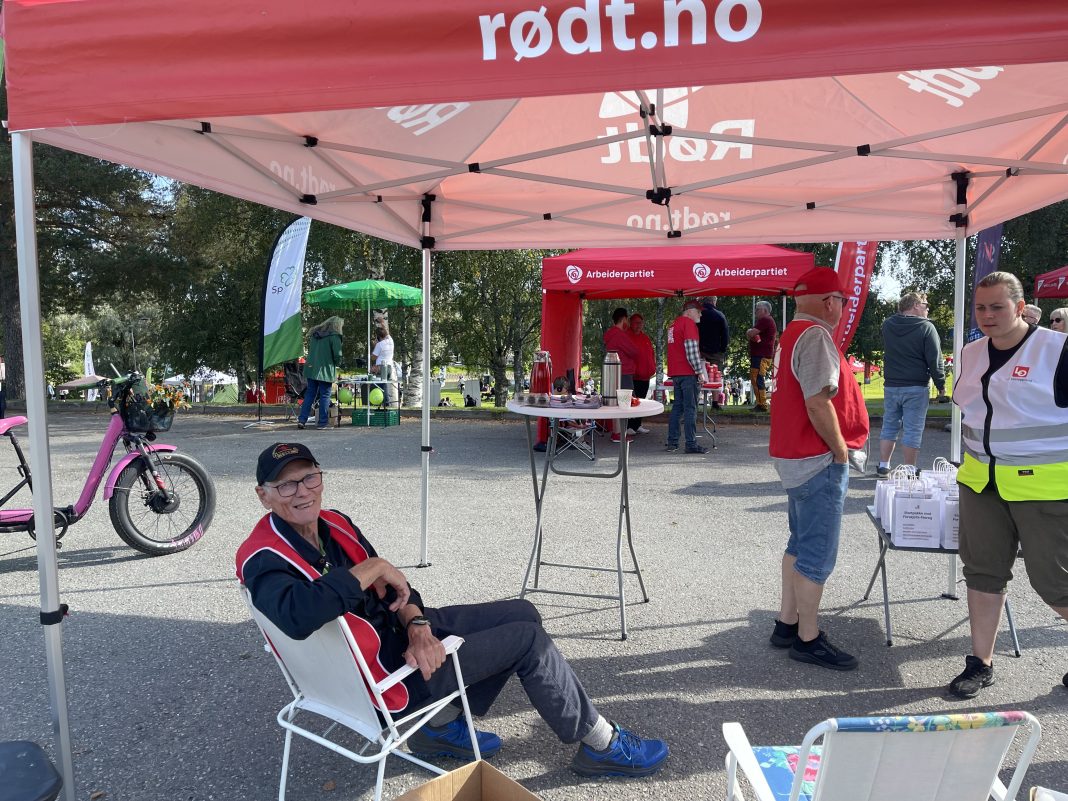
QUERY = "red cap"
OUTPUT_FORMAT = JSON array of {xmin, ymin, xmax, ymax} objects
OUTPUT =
[{"xmin": 792, "ymin": 267, "xmax": 845, "ymax": 297}]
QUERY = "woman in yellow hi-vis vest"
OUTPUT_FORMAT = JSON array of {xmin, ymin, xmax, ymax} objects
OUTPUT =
[{"xmin": 948, "ymin": 271, "xmax": 1068, "ymax": 699}]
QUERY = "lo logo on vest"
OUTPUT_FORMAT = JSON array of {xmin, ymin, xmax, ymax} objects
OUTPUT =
[{"xmin": 1011, "ymin": 365, "xmax": 1030, "ymax": 379}]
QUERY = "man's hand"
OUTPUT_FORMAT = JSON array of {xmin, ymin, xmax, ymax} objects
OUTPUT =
[
  {"xmin": 933, "ymin": 394, "xmax": 951, "ymax": 404},
  {"xmin": 403, "ymin": 624, "xmax": 446, "ymax": 680},
  {"xmin": 350, "ymin": 557, "xmax": 411, "ymax": 611},
  {"xmin": 746, "ymin": 327, "xmax": 761, "ymax": 341}
]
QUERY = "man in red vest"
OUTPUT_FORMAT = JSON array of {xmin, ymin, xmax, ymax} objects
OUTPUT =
[
  {"xmin": 768, "ymin": 268, "xmax": 869, "ymax": 671},
  {"xmin": 665, "ymin": 299, "xmax": 709, "ymax": 454},
  {"xmin": 237, "ymin": 442, "xmax": 669, "ymax": 777}
]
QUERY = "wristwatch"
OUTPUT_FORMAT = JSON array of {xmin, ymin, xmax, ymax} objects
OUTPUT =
[{"xmin": 406, "ymin": 615, "xmax": 431, "ymax": 630}]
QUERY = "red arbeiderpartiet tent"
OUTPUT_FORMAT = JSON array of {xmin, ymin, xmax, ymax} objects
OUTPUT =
[
  {"xmin": 1035, "ymin": 265, "xmax": 1068, "ymax": 298},
  {"xmin": 539, "ymin": 245, "xmax": 813, "ymax": 399},
  {"xmin": 5, "ymin": 3, "xmax": 1068, "ymax": 795}
]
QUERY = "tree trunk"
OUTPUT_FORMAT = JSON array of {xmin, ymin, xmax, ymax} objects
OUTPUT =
[
  {"xmin": 512, "ymin": 350, "xmax": 525, "ymax": 394},
  {"xmin": 0, "ymin": 240, "xmax": 25, "ymax": 401},
  {"xmin": 403, "ymin": 318, "xmax": 423, "ymax": 408},
  {"xmin": 491, "ymin": 355, "xmax": 509, "ymax": 407}
]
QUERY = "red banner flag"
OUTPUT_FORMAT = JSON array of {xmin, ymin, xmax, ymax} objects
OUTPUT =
[{"xmin": 832, "ymin": 241, "xmax": 877, "ymax": 353}]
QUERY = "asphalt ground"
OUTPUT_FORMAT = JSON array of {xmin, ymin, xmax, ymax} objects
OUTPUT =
[{"xmin": 2, "ymin": 411, "xmax": 1066, "ymax": 800}]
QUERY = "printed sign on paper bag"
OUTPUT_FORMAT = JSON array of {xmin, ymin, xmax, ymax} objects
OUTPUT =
[{"xmin": 891, "ymin": 495, "xmax": 942, "ymax": 548}]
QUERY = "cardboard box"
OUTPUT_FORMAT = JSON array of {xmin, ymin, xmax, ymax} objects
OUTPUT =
[{"xmin": 393, "ymin": 762, "xmax": 541, "ymax": 801}]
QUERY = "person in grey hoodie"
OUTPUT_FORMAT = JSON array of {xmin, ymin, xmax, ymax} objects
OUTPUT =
[{"xmin": 877, "ymin": 292, "xmax": 949, "ymax": 475}]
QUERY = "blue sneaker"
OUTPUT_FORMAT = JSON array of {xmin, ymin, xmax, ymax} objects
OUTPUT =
[
  {"xmin": 571, "ymin": 723, "xmax": 669, "ymax": 778},
  {"xmin": 407, "ymin": 718, "xmax": 502, "ymax": 761}
]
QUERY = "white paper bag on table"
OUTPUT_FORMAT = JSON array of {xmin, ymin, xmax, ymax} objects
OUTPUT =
[
  {"xmin": 941, "ymin": 496, "xmax": 960, "ymax": 549},
  {"xmin": 891, "ymin": 493, "xmax": 942, "ymax": 548},
  {"xmin": 874, "ymin": 480, "xmax": 890, "ymax": 523}
]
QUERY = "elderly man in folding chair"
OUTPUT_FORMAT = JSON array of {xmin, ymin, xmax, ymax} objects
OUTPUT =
[{"xmin": 237, "ymin": 442, "xmax": 668, "ymax": 778}]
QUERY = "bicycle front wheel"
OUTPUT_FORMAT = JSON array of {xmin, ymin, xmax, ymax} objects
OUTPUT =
[{"xmin": 108, "ymin": 452, "xmax": 216, "ymax": 556}]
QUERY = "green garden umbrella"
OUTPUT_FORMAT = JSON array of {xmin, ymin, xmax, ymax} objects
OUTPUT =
[
  {"xmin": 305, "ymin": 279, "xmax": 423, "ymax": 421},
  {"xmin": 304, "ymin": 278, "xmax": 422, "ymax": 312}
]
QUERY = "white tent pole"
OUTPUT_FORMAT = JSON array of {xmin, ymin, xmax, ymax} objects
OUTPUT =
[
  {"xmin": 947, "ymin": 221, "xmax": 968, "ymax": 599},
  {"xmin": 13, "ymin": 131, "xmax": 77, "ymax": 801},
  {"xmin": 418, "ymin": 245, "xmax": 432, "ymax": 567}
]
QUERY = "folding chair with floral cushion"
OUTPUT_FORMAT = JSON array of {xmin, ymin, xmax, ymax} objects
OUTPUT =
[{"xmin": 723, "ymin": 710, "xmax": 1041, "ymax": 801}]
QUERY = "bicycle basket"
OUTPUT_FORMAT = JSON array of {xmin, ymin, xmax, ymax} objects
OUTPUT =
[{"xmin": 118, "ymin": 383, "xmax": 177, "ymax": 433}]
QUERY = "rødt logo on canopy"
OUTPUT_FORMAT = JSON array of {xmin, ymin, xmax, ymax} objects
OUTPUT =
[
  {"xmin": 693, "ymin": 263, "xmax": 711, "ymax": 282},
  {"xmin": 566, "ymin": 265, "xmax": 584, "ymax": 284},
  {"xmin": 478, "ymin": 0, "xmax": 763, "ymax": 62}
]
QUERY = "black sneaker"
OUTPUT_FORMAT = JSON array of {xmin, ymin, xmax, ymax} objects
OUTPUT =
[
  {"xmin": 948, "ymin": 655, "xmax": 994, "ymax": 699},
  {"xmin": 876, "ymin": 465, "xmax": 890, "ymax": 478},
  {"xmin": 789, "ymin": 631, "xmax": 859, "ymax": 671},
  {"xmin": 296, "ymin": 422, "xmax": 306, "ymax": 430},
  {"xmin": 664, "ymin": 443, "xmax": 679, "ymax": 452},
  {"xmin": 685, "ymin": 444, "xmax": 710, "ymax": 454},
  {"xmin": 769, "ymin": 619, "xmax": 799, "ymax": 648}
]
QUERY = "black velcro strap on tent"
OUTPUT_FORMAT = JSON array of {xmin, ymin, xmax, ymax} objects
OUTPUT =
[
  {"xmin": 303, "ymin": 136, "xmax": 318, "ymax": 148},
  {"xmin": 198, "ymin": 122, "xmax": 212, "ymax": 135},
  {"xmin": 856, "ymin": 144, "xmax": 871, "ymax": 156},
  {"xmin": 40, "ymin": 604, "xmax": 68, "ymax": 626},
  {"xmin": 543, "ymin": 213, "xmax": 552, "ymax": 220},
  {"xmin": 667, "ymin": 230, "xmax": 682, "ymax": 238},
  {"xmin": 421, "ymin": 445, "xmax": 433, "ymax": 453},
  {"xmin": 300, "ymin": 194, "xmax": 317, "ymax": 205},
  {"xmin": 420, "ymin": 236, "xmax": 435, "ymax": 249}
]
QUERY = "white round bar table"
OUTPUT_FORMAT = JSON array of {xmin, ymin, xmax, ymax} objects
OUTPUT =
[{"xmin": 505, "ymin": 398, "xmax": 663, "ymax": 640}]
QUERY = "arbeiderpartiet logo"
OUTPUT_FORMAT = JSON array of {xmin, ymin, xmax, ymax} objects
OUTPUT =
[
  {"xmin": 693, "ymin": 263, "xmax": 711, "ymax": 282},
  {"xmin": 566, "ymin": 265, "xmax": 583, "ymax": 284}
]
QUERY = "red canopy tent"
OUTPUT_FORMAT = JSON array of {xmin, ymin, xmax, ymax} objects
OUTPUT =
[
  {"xmin": 5, "ymin": 3, "xmax": 1068, "ymax": 796},
  {"xmin": 539, "ymin": 245, "xmax": 813, "ymax": 397},
  {"xmin": 1035, "ymin": 265, "xmax": 1068, "ymax": 298}
]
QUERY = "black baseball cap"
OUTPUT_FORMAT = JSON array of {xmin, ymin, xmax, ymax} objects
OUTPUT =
[{"xmin": 256, "ymin": 442, "xmax": 319, "ymax": 485}]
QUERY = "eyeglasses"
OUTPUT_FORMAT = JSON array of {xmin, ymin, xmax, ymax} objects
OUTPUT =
[
  {"xmin": 267, "ymin": 470, "xmax": 324, "ymax": 497},
  {"xmin": 1052, "ymin": 317, "xmax": 1065, "ymax": 324}
]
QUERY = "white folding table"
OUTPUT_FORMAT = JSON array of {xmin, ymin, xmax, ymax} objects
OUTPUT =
[{"xmin": 506, "ymin": 398, "xmax": 663, "ymax": 640}]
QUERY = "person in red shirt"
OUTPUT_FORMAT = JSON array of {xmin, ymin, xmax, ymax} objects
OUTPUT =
[
  {"xmin": 628, "ymin": 312, "xmax": 656, "ymax": 434},
  {"xmin": 746, "ymin": 301, "xmax": 777, "ymax": 413},
  {"xmin": 603, "ymin": 307, "xmax": 640, "ymax": 441},
  {"xmin": 665, "ymin": 300, "xmax": 709, "ymax": 454},
  {"xmin": 768, "ymin": 268, "xmax": 869, "ymax": 671}
]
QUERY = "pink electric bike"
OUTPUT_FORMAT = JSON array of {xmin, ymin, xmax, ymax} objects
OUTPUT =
[{"xmin": 0, "ymin": 372, "xmax": 216, "ymax": 556}]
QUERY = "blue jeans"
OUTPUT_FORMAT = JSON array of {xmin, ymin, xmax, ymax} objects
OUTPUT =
[
  {"xmin": 785, "ymin": 462, "xmax": 850, "ymax": 584},
  {"xmin": 880, "ymin": 385, "xmax": 929, "ymax": 449},
  {"xmin": 299, "ymin": 378, "xmax": 332, "ymax": 427},
  {"xmin": 667, "ymin": 374, "xmax": 699, "ymax": 449},
  {"xmin": 418, "ymin": 599, "xmax": 600, "ymax": 743}
]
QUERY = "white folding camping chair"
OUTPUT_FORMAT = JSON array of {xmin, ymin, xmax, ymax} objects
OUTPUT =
[
  {"xmin": 723, "ymin": 710, "xmax": 1041, "ymax": 801},
  {"xmin": 240, "ymin": 587, "xmax": 481, "ymax": 801}
]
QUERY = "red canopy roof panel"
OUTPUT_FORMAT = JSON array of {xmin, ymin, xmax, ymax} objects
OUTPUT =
[
  {"xmin": 542, "ymin": 245, "xmax": 813, "ymax": 298},
  {"xmin": 1035, "ymin": 265, "xmax": 1068, "ymax": 298},
  {"xmin": 5, "ymin": 0, "xmax": 1068, "ymax": 131}
]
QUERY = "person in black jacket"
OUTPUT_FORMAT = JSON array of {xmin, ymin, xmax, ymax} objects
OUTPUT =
[
  {"xmin": 877, "ymin": 291, "xmax": 948, "ymax": 476},
  {"xmin": 698, "ymin": 297, "xmax": 729, "ymax": 370},
  {"xmin": 238, "ymin": 442, "xmax": 669, "ymax": 777}
]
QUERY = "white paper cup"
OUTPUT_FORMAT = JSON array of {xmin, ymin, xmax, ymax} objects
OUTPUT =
[{"xmin": 617, "ymin": 389, "xmax": 633, "ymax": 406}]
